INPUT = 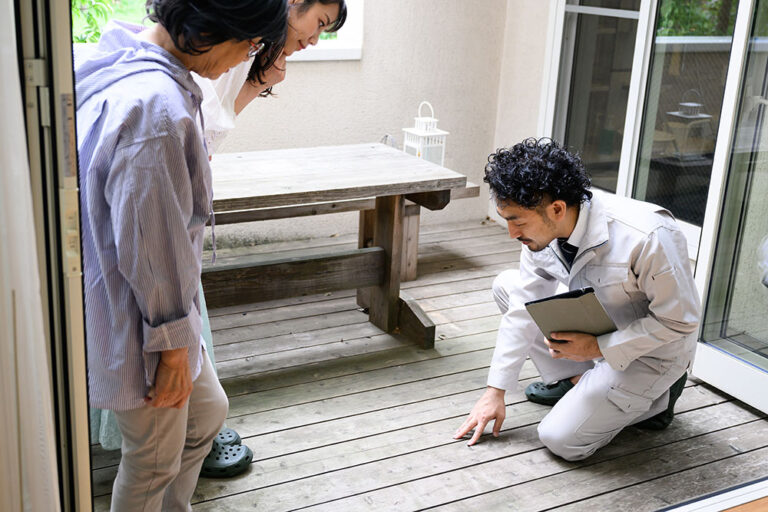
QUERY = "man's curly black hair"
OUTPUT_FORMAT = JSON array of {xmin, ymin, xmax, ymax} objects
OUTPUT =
[{"xmin": 484, "ymin": 138, "xmax": 592, "ymax": 209}]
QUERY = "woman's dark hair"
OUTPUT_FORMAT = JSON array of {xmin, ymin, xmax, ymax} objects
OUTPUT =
[
  {"xmin": 484, "ymin": 138, "xmax": 592, "ymax": 209},
  {"xmin": 246, "ymin": 0, "xmax": 348, "ymax": 91},
  {"xmin": 146, "ymin": 0, "xmax": 289, "ymax": 83},
  {"xmin": 294, "ymin": 0, "xmax": 348, "ymax": 33}
]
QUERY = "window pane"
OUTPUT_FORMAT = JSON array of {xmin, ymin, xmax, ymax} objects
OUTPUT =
[
  {"xmin": 632, "ymin": 0, "xmax": 738, "ymax": 225},
  {"xmin": 702, "ymin": 0, "xmax": 768, "ymax": 372},
  {"xmin": 554, "ymin": 12, "xmax": 638, "ymax": 192},
  {"xmin": 569, "ymin": 0, "xmax": 641, "ymax": 10}
]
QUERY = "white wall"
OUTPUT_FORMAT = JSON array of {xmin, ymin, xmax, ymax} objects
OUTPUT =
[
  {"xmin": 493, "ymin": 0, "xmax": 552, "ymax": 150},
  {"xmin": 211, "ymin": 0, "xmax": 518, "ymax": 246},
  {"xmin": 488, "ymin": 0, "xmax": 554, "ymax": 226}
]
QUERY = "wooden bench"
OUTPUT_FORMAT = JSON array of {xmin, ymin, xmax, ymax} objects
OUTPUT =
[
  {"xmin": 202, "ymin": 143, "xmax": 472, "ymax": 347},
  {"xmin": 212, "ymin": 182, "xmax": 480, "ymax": 281}
]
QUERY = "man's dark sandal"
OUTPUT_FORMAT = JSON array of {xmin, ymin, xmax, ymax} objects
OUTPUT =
[
  {"xmin": 200, "ymin": 443, "xmax": 253, "ymax": 478},
  {"xmin": 215, "ymin": 427, "xmax": 241, "ymax": 446},
  {"xmin": 524, "ymin": 379, "xmax": 575, "ymax": 406},
  {"xmin": 635, "ymin": 372, "xmax": 687, "ymax": 431}
]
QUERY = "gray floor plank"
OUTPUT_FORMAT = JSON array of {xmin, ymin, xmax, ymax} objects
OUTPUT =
[
  {"xmin": 87, "ymin": 381, "xmax": 731, "ymax": 497},
  {"xmin": 187, "ymin": 389, "xmax": 752, "ymax": 511},
  {"xmin": 226, "ymin": 348, "xmax": 497, "ymax": 417},
  {"xmin": 209, "ymin": 285, "xmax": 497, "ymax": 335},
  {"xmin": 91, "ymin": 221, "xmax": 767, "ymax": 512},
  {"xmin": 213, "ymin": 313, "xmax": 502, "ymax": 379},
  {"xmin": 299, "ymin": 416, "xmax": 768, "ymax": 512},
  {"xmin": 221, "ymin": 330, "xmax": 498, "ymax": 397},
  {"xmin": 555, "ymin": 441, "xmax": 768, "ymax": 511}
]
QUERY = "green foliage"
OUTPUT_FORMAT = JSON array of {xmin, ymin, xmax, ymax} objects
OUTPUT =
[
  {"xmin": 71, "ymin": 0, "xmax": 114, "ymax": 43},
  {"xmin": 656, "ymin": 0, "xmax": 738, "ymax": 37}
]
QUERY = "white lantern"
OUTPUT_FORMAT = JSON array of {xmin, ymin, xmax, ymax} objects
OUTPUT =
[{"xmin": 402, "ymin": 101, "xmax": 449, "ymax": 166}]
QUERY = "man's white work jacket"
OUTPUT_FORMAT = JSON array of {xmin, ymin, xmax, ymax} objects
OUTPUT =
[{"xmin": 487, "ymin": 193, "xmax": 701, "ymax": 391}]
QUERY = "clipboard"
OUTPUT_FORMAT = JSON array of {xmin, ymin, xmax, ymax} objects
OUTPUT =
[{"xmin": 524, "ymin": 287, "xmax": 616, "ymax": 342}]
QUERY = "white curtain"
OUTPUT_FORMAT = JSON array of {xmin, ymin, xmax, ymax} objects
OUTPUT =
[{"xmin": 0, "ymin": 0, "xmax": 62, "ymax": 510}]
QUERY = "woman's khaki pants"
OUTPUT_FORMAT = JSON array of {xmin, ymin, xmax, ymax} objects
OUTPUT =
[{"xmin": 111, "ymin": 351, "xmax": 228, "ymax": 511}]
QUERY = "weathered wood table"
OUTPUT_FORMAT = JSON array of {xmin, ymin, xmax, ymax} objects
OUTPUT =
[{"xmin": 202, "ymin": 143, "xmax": 469, "ymax": 347}]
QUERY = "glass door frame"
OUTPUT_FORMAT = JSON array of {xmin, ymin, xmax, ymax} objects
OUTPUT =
[
  {"xmin": 542, "ymin": 1, "xmax": 650, "ymax": 195},
  {"xmin": 541, "ymin": 0, "xmax": 652, "ymax": 194},
  {"xmin": 542, "ymin": 0, "xmax": 768, "ymax": 413},
  {"xmin": 692, "ymin": 0, "xmax": 768, "ymax": 414},
  {"xmin": 18, "ymin": 0, "xmax": 93, "ymax": 508},
  {"xmin": 542, "ymin": 0, "xmax": 724, "ymax": 258}
]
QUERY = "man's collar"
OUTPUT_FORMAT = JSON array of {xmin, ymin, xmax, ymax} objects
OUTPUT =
[{"xmin": 565, "ymin": 200, "xmax": 590, "ymax": 248}]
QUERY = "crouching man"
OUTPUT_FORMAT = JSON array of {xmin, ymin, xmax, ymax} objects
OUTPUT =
[{"xmin": 454, "ymin": 138, "xmax": 701, "ymax": 461}]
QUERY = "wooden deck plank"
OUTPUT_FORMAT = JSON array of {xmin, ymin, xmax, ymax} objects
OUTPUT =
[
  {"xmin": 185, "ymin": 388, "xmax": 752, "ymax": 511},
  {"xmin": 94, "ymin": 390, "xmax": 737, "ymax": 505},
  {"xmin": 90, "ymin": 363, "xmax": 707, "ymax": 473},
  {"xmin": 430, "ymin": 419, "xmax": 768, "ymax": 512},
  {"xmin": 292, "ymin": 418, "xmax": 768, "ymax": 512},
  {"xmin": 225, "ymin": 348, "xmax": 497, "ymax": 417},
  {"xmin": 212, "ymin": 298, "xmax": 498, "ymax": 351},
  {"xmin": 556, "ymin": 443, "xmax": 768, "ymax": 511},
  {"xmin": 221, "ymin": 330, "xmax": 498, "ymax": 397},
  {"xmin": 210, "ymin": 296, "xmax": 501, "ymax": 364},
  {"xmin": 187, "ymin": 392, "xmax": 747, "ymax": 508},
  {"xmin": 91, "ymin": 220, "xmax": 767, "ymax": 512},
  {"xmin": 208, "ymin": 283, "xmax": 494, "ymax": 333},
  {"xmin": 212, "ymin": 315, "xmax": 502, "ymax": 380},
  {"xmin": 86, "ymin": 378, "xmax": 719, "ymax": 483},
  {"xmin": 93, "ymin": 379, "xmax": 545, "ymax": 501},
  {"xmin": 211, "ymin": 309, "xmax": 371, "ymax": 348}
]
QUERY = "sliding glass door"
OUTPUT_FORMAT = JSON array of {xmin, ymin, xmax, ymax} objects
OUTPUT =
[
  {"xmin": 553, "ymin": 0, "xmax": 641, "ymax": 192},
  {"xmin": 632, "ymin": 0, "xmax": 739, "ymax": 227},
  {"xmin": 695, "ymin": 0, "xmax": 768, "ymax": 413}
]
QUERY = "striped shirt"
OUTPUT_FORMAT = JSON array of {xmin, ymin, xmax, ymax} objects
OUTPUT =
[{"xmin": 75, "ymin": 22, "xmax": 209, "ymax": 411}]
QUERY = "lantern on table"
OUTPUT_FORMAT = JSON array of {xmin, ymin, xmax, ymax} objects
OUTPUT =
[{"xmin": 402, "ymin": 101, "xmax": 449, "ymax": 166}]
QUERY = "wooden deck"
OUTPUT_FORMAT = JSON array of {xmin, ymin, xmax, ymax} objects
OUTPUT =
[{"xmin": 91, "ymin": 220, "xmax": 768, "ymax": 511}]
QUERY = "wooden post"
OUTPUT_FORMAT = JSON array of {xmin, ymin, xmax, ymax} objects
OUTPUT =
[
  {"xmin": 398, "ymin": 292, "xmax": 435, "ymax": 348},
  {"xmin": 356, "ymin": 209, "xmax": 376, "ymax": 309},
  {"xmin": 368, "ymin": 195, "xmax": 404, "ymax": 332},
  {"xmin": 401, "ymin": 204, "xmax": 420, "ymax": 282}
]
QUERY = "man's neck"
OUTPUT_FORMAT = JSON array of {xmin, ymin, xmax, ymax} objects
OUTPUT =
[{"xmin": 557, "ymin": 205, "xmax": 580, "ymax": 241}]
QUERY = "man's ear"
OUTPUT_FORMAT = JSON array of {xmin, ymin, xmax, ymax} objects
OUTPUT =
[{"xmin": 550, "ymin": 200, "xmax": 568, "ymax": 220}]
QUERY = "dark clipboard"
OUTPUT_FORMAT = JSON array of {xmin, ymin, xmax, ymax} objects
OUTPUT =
[{"xmin": 524, "ymin": 287, "xmax": 617, "ymax": 342}]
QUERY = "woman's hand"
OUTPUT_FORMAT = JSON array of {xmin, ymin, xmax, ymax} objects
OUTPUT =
[
  {"xmin": 235, "ymin": 52, "xmax": 287, "ymax": 114},
  {"xmin": 261, "ymin": 52, "xmax": 287, "ymax": 89},
  {"xmin": 145, "ymin": 347, "xmax": 193, "ymax": 409}
]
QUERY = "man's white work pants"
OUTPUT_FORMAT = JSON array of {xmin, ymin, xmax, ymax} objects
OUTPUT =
[
  {"xmin": 111, "ymin": 351, "xmax": 228, "ymax": 511},
  {"xmin": 492, "ymin": 269, "xmax": 688, "ymax": 461}
]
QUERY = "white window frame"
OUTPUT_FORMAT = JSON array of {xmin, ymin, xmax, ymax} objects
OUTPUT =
[
  {"xmin": 287, "ymin": 0, "xmax": 364, "ymax": 62},
  {"xmin": 541, "ymin": 1, "xmax": 651, "ymax": 194},
  {"xmin": 543, "ymin": 0, "xmax": 747, "ymax": 261},
  {"xmin": 690, "ymin": 0, "xmax": 768, "ymax": 415}
]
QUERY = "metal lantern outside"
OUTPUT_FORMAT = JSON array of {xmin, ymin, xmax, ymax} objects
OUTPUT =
[{"xmin": 402, "ymin": 101, "xmax": 449, "ymax": 166}]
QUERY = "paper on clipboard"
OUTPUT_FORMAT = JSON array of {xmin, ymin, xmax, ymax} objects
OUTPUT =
[{"xmin": 524, "ymin": 287, "xmax": 617, "ymax": 341}]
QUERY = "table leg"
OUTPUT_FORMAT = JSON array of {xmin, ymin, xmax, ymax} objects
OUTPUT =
[
  {"xmin": 401, "ymin": 204, "xmax": 420, "ymax": 282},
  {"xmin": 368, "ymin": 195, "xmax": 404, "ymax": 332},
  {"xmin": 356, "ymin": 209, "xmax": 375, "ymax": 309}
]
